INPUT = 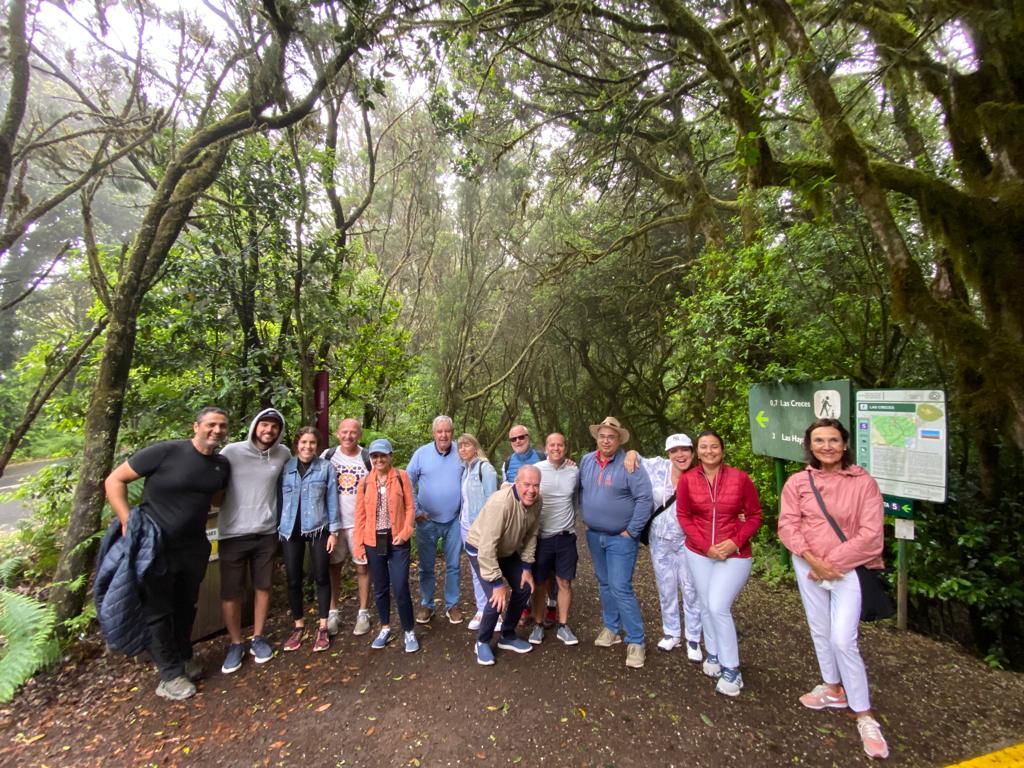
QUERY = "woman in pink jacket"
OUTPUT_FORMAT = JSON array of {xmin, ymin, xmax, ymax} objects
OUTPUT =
[
  {"xmin": 676, "ymin": 430, "xmax": 762, "ymax": 697},
  {"xmin": 778, "ymin": 418, "xmax": 889, "ymax": 760}
]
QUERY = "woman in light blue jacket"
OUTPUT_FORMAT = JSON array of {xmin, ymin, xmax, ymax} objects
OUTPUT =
[
  {"xmin": 457, "ymin": 433, "xmax": 497, "ymax": 630},
  {"xmin": 278, "ymin": 426, "xmax": 340, "ymax": 654}
]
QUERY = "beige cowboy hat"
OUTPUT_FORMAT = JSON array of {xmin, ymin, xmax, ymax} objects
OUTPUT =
[{"xmin": 589, "ymin": 416, "xmax": 630, "ymax": 444}]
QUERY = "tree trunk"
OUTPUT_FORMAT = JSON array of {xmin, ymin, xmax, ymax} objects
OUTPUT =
[{"xmin": 48, "ymin": 312, "xmax": 136, "ymax": 623}]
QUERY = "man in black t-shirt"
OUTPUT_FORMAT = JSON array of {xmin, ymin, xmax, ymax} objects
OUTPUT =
[{"xmin": 104, "ymin": 406, "xmax": 231, "ymax": 701}]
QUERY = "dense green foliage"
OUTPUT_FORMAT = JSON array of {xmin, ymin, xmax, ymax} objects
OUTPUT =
[{"xmin": 0, "ymin": 0, "xmax": 1021, "ymax": 678}]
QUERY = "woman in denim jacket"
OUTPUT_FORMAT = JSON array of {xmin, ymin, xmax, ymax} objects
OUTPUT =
[
  {"xmin": 278, "ymin": 426, "xmax": 340, "ymax": 653},
  {"xmin": 457, "ymin": 433, "xmax": 498, "ymax": 630}
]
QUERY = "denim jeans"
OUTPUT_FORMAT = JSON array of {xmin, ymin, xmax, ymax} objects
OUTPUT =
[
  {"xmin": 586, "ymin": 529, "xmax": 645, "ymax": 645},
  {"xmin": 416, "ymin": 517, "xmax": 462, "ymax": 610},
  {"xmin": 466, "ymin": 549, "xmax": 533, "ymax": 644},
  {"xmin": 365, "ymin": 536, "xmax": 414, "ymax": 632}
]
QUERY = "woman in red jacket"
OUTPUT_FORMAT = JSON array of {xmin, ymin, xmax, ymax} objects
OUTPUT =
[
  {"xmin": 778, "ymin": 418, "xmax": 888, "ymax": 759},
  {"xmin": 676, "ymin": 431, "xmax": 761, "ymax": 697}
]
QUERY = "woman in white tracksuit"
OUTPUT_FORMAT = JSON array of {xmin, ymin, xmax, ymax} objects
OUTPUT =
[{"xmin": 635, "ymin": 434, "xmax": 704, "ymax": 660}]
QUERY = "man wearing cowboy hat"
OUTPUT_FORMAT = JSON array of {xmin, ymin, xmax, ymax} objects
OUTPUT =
[{"xmin": 578, "ymin": 416, "xmax": 653, "ymax": 668}]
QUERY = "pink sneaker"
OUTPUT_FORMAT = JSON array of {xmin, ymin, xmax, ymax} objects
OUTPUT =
[
  {"xmin": 799, "ymin": 683, "xmax": 848, "ymax": 710},
  {"xmin": 312, "ymin": 627, "xmax": 330, "ymax": 653},
  {"xmin": 857, "ymin": 715, "xmax": 890, "ymax": 759},
  {"xmin": 282, "ymin": 627, "xmax": 304, "ymax": 652}
]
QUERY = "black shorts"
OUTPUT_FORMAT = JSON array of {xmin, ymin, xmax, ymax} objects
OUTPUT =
[
  {"xmin": 218, "ymin": 533, "xmax": 279, "ymax": 599},
  {"xmin": 533, "ymin": 532, "xmax": 578, "ymax": 583}
]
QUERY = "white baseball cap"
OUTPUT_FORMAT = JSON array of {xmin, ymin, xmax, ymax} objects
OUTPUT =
[{"xmin": 664, "ymin": 433, "xmax": 693, "ymax": 451}]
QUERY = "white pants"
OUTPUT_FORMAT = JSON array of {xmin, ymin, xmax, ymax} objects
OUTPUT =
[
  {"xmin": 793, "ymin": 555, "xmax": 872, "ymax": 712},
  {"xmin": 649, "ymin": 536, "xmax": 702, "ymax": 642},
  {"xmin": 462, "ymin": 524, "xmax": 487, "ymax": 615},
  {"xmin": 684, "ymin": 549, "xmax": 751, "ymax": 669}
]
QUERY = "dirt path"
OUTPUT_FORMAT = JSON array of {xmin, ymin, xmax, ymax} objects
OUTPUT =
[{"xmin": 1, "ymin": 539, "xmax": 1021, "ymax": 768}]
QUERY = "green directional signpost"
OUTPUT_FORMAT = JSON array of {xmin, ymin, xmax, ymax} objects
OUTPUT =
[
  {"xmin": 748, "ymin": 380, "xmax": 853, "ymax": 568},
  {"xmin": 748, "ymin": 379, "xmax": 853, "ymax": 461}
]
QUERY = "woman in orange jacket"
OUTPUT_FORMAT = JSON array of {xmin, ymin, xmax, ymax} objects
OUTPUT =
[{"xmin": 353, "ymin": 438, "xmax": 418, "ymax": 652}]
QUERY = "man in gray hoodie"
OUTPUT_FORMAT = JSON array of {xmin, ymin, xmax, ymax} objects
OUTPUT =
[{"xmin": 217, "ymin": 407, "xmax": 290, "ymax": 673}]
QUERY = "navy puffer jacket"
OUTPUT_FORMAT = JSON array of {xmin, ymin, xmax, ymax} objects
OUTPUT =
[{"xmin": 93, "ymin": 507, "xmax": 161, "ymax": 656}]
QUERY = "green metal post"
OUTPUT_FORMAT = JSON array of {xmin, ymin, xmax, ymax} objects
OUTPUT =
[{"xmin": 775, "ymin": 458, "xmax": 789, "ymax": 567}]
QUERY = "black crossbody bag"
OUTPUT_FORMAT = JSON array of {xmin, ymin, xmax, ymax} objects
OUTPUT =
[
  {"xmin": 639, "ymin": 498, "xmax": 675, "ymax": 547},
  {"xmin": 806, "ymin": 471, "xmax": 895, "ymax": 622}
]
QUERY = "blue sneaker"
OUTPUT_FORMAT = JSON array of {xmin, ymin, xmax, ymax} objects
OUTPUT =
[
  {"xmin": 476, "ymin": 641, "xmax": 495, "ymax": 665},
  {"xmin": 496, "ymin": 635, "xmax": 533, "ymax": 654},
  {"xmin": 250, "ymin": 635, "xmax": 273, "ymax": 664},
  {"xmin": 371, "ymin": 627, "xmax": 393, "ymax": 649},
  {"xmin": 404, "ymin": 631, "xmax": 419, "ymax": 653},
  {"xmin": 221, "ymin": 642, "xmax": 245, "ymax": 674}
]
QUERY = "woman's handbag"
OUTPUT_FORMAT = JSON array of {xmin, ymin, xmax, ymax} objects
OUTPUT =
[{"xmin": 806, "ymin": 471, "xmax": 895, "ymax": 622}]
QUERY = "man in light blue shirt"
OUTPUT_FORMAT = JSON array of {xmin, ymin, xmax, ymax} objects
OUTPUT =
[{"xmin": 406, "ymin": 415, "xmax": 465, "ymax": 624}]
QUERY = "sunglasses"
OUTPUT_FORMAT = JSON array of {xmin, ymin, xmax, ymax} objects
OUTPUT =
[{"xmin": 510, "ymin": 434, "xmax": 528, "ymax": 443}]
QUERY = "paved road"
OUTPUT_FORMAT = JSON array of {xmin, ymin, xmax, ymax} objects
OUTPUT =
[{"xmin": 0, "ymin": 459, "xmax": 52, "ymax": 531}]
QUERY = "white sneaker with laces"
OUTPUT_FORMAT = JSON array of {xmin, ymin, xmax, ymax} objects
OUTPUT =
[
  {"xmin": 468, "ymin": 612, "xmax": 483, "ymax": 631},
  {"xmin": 327, "ymin": 609, "xmax": 341, "ymax": 636},
  {"xmin": 686, "ymin": 641, "xmax": 703, "ymax": 662},
  {"xmin": 657, "ymin": 636, "xmax": 680, "ymax": 652}
]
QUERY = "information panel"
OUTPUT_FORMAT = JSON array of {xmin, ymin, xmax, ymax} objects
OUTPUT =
[
  {"xmin": 855, "ymin": 390, "xmax": 947, "ymax": 503},
  {"xmin": 748, "ymin": 380, "xmax": 852, "ymax": 462}
]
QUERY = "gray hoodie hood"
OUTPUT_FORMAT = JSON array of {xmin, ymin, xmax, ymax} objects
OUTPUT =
[
  {"xmin": 243, "ymin": 407, "xmax": 286, "ymax": 459},
  {"xmin": 218, "ymin": 407, "xmax": 291, "ymax": 538}
]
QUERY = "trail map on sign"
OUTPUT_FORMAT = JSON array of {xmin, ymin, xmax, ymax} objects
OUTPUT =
[{"xmin": 855, "ymin": 390, "xmax": 947, "ymax": 503}]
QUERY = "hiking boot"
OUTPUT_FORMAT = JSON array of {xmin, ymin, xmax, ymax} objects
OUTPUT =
[
  {"xmin": 686, "ymin": 641, "xmax": 703, "ymax": 663},
  {"xmin": 657, "ymin": 636, "xmax": 680, "ymax": 652},
  {"xmin": 857, "ymin": 716, "xmax": 890, "ymax": 759},
  {"xmin": 371, "ymin": 627, "xmax": 394, "ymax": 649},
  {"xmin": 476, "ymin": 641, "xmax": 495, "ymax": 666},
  {"xmin": 353, "ymin": 610, "xmax": 372, "ymax": 636},
  {"xmin": 702, "ymin": 654, "xmax": 722, "ymax": 678},
  {"xmin": 556, "ymin": 625, "xmax": 579, "ymax": 645},
  {"xmin": 250, "ymin": 635, "xmax": 273, "ymax": 664},
  {"xmin": 625, "ymin": 643, "xmax": 646, "ymax": 669},
  {"xmin": 220, "ymin": 643, "xmax": 245, "ymax": 674},
  {"xmin": 468, "ymin": 611, "xmax": 483, "ymax": 631},
  {"xmin": 528, "ymin": 624, "xmax": 544, "ymax": 645},
  {"xmin": 716, "ymin": 668, "xmax": 744, "ymax": 697},
  {"xmin": 497, "ymin": 635, "xmax": 533, "ymax": 654},
  {"xmin": 415, "ymin": 605, "xmax": 434, "ymax": 624},
  {"xmin": 800, "ymin": 683, "xmax": 849, "ymax": 710},
  {"xmin": 446, "ymin": 606, "xmax": 464, "ymax": 624},
  {"xmin": 594, "ymin": 627, "xmax": 622, "ymax": 647},
  {"xmin": 282, "ymin": 627, "xmax": 304, "ymax": 652},
  {"xmin": 312, "ymin": 627, "xmax": 331, "ymax": 652},
  {"xmin": 156, "ymin": 675, "xmax": 196, "ymax": 701},
  {"xmin": 184, "ymin": 658, "xmax": 204, "ymax": 681},
  {"xmin": 404, "ymin": 631, "xmax": 420, "ymax": 653}
]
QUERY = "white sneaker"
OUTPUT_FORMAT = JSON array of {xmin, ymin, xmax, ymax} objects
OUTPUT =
[
  {"xmin": 715, "ymin": 669, "xmax": 744, "ymax": 697},
  {"xmin": 353, "ymin": 610, "xmax": 371, "ymax": 636},
  {"xmin": 657, "ymin": 636, "xmax": 680, "ymax": 652},
  {"xmin": 468, "ymin": 612, "xmax": 483, "ymax": 631},
  {"xmin": 327, "ymin": 609, "xmax": 341, "ymax": 636},
  {"xmin": 686, "ymin": 641, "xmax": 703, "ymax": 663}
]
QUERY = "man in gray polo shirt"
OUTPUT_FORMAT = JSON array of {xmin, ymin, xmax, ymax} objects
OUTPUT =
[{"xmin": 529, "ymin": 433, "xmax": 580, "ymax": 646}]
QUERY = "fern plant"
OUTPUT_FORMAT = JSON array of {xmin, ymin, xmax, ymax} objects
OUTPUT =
[{"xmin": 0, "ymin": 589, "xmax": 60, "ymax": 702}]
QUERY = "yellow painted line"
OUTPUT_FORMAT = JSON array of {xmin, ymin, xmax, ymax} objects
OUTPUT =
[{"xmin": 947, "ymin": 742, "xmax": 1024, "ymax": 767}]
